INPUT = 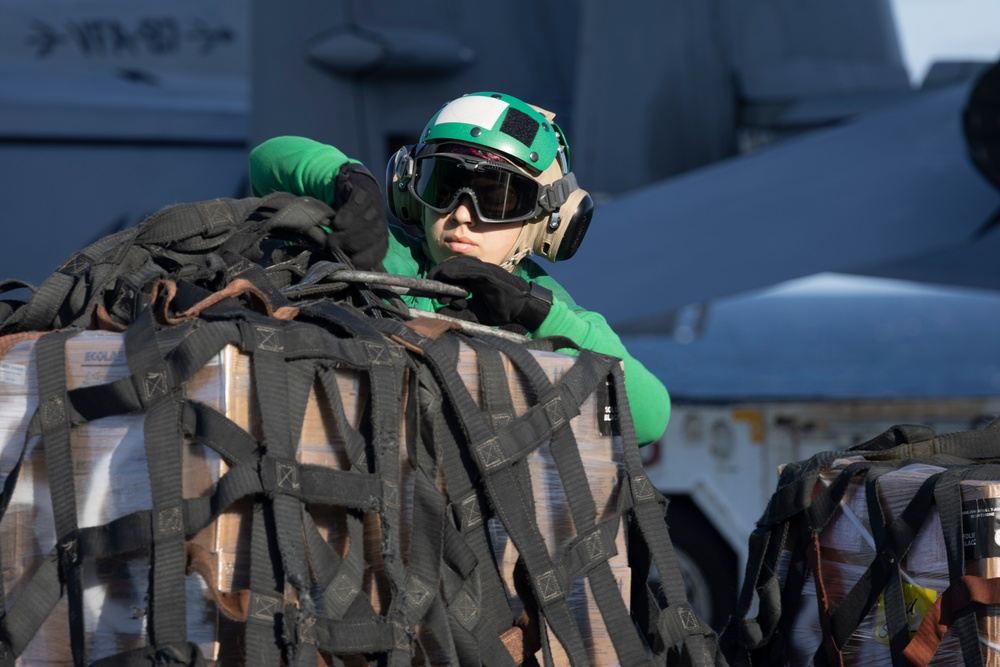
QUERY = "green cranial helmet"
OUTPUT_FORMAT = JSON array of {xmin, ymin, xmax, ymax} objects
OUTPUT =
[{"xmin": 420, "ymin": 92, "xmax": 562, "ymax": 173}]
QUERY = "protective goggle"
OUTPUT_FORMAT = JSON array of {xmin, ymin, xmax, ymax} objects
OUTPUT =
[{"xmin": 408, "ymin": 153, "xmax": 544, "ymax": 223}]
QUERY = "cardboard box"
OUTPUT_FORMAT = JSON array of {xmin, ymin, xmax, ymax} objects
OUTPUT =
[
  {"xmin": 787, "ymin": 460, "xmax": 1000, "ymax": 667},
  {"xmin": 0, "ymin": 330, "xmax": 223, "ymax": 664},
  {"xmin": 0, "ymin": 330, "xmax": 630, "ymax": 666},
  {"xmin": 452, "ymin": 344, "xmax": 631, "ymax": 667}
]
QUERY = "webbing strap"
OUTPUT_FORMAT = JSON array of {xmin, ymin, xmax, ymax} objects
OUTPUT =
[
  {"xmin": 723, "ymin": 523, "xmax": 785, "ymax": 662},
  {"xmin": 466, "ymin": 339, "xmax": 552, "ymax": 659},
  {"xmin": 903, "ymin": 575, "xmax": 1000, "ymax": 666},
  {"xmin": 35, "ymin": 330, "xmax": 87, "ymax": 665},
  {"xmin": 245, "ymin": 501, "xmax": 284, "ymax": 667},
  {"xmin": 137, "ymin": 197, "xmax": 246, "ymax": 247},
  {"xmin": 397, "ymin": 467, "xmax": 447, "ymax": 661},
  {"xmin": 306, "ymin": 368, "xmax": 373, "ymax": 624},
  {"xmin": 402, "ymin": 344, "xmax": 513, "ymax": 643},
  {"xmin": 180, "ymin": 400, "xmax": 259, "ymax": 465},
  {"xmin": 467, "ymin": 339, "xmax": 536, "ymax": 533},
  {"xmin": 302, "ymin": 507, "xmax": 369, "ymax": 621},
  {"xmin": 246, "ymin": 320, "xmax": 317, "ymax": 666},
  {"xmin": 365, "ymin": 354, "xmax": 412, "ymax": 667},
  {"xmin": 0, "ymin": 546, "xmax": 62, "ymax": 658},
  {"xmin": 316, "ymin": 366, "xmax": 370, "ymax": 469},
  {"xmin": 778, "ymin": 463, "xmax": 874, "ymax": 667},
  {"xmin": 413, "ymin": 331, "xmax": 592, "ymax": 665},
  {"xmin": 420, "ymin": 594, "xmax": 461, "ymax": 666},
  {"xmin": 0, "ymin": 426, "xmax": 28, "ymax": 618},
  {"xmin": 750, "ymin": 459, "xmax": 872, "ymax": 665},
  {"xmin": 429, "ymin": 390, "xmax": 519, "ymax": 665},
  {"xmin": 438, "ymin": 519, "xmax": 516, "ymax": 666},
  {"xmin": 825, "ymin": 473, "xmax": 941, "ymax": 652},
  {"xmin": 611, "ymin": 361, "xmax": 719, "ymax": 665},
  {"xmin": 931, "ymin": 472, "xmax": 982, "ymax": 667},
  {"xmin": 404, "ymin": 338, "xmax": 530, "ymax": 664},
  {"xmin": 490, "ymin": 338, "xmax": 650, "ymax": 665},
  {"xmin": 125, "ymin": 310, "xmax": 189, "ymax": 651},
  {"xmin": 310, "ymin": 616, "xmax": 397, "ymax": 654},
  {"xmin": 865, "ymin": 472, "xmax": 909, "ymax": 667},
  {"xmin": 8, "ymin": 251, "xmax": 103, "ymax": 333}
]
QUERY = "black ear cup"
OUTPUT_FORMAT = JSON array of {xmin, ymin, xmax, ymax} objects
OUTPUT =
[
  {"xmin": 554, "ymin": 191, "xmax": 594, "ymax": 261},
  {"xmin": 384, "ymin": 145, "xmax": 420, "ymax": 223}
]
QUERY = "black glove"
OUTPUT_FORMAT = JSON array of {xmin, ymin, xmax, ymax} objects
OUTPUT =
[
  {"xmin": 328, "ymin": 163, "xmax": 389, "ymax": 271},
  {"xmin": 427, "ymin": 256, "xmax": 553, "ymax": 331}
]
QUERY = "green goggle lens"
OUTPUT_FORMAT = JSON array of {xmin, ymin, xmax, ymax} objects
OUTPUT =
[{"xmin": 410, "ymin": 154, "xmax": 542, "ymax": 223}]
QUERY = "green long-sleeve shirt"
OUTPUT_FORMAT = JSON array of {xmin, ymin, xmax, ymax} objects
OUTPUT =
[{"xmin": 249, "ymin": 136, "xmax": 670, "ymax": 444}]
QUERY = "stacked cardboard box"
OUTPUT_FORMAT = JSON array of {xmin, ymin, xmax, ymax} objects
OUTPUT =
[
  {"xmin": 0, "ymin": 330, "xmax": 223, "ymax": 664},
  {"xmin": 0, "ymin": 330, "xmax": 631, "ymax": 666},
  {"xmin": 787, "ymin": 459, "xmax": 1000, "ymax": 666},
  {"xmin": 452, "ymin": 345, "xmax": 631, "ymax": 666}
]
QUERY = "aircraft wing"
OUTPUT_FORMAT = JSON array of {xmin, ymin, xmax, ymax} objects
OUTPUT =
[{"xmin": 548, "ymin": 77, "xmax": 1000, "ymax": 330}]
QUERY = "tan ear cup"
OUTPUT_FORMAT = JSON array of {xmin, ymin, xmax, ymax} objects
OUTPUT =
[
  {"xmin": 531, "ymin": 187, "xmax": 594, "ymax": 262},
  {"xmin": 497, "ymin": 155, "xmax": 594, "ymax": 268},
  {"xmin": 385, "ymin": 146, "xmax": 421, "ymax": 224}
]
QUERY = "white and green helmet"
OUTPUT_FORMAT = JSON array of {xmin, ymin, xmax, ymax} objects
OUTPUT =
[
  {"xmin": 386, "ymin": 92, "xmax": 594, "ymax": 268},
  {"xmin": 421, "ymin": 92, "xmax": 563, "ymax": 173}
]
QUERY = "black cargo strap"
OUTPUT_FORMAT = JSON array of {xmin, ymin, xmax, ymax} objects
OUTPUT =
[
  {"xmin": 0, "ymin": 307, "xmax": 413, "ymax": 663},
  {"xmin": 413, "ymin": 358, "xmax": 517, "ymax": 666},
  {"xmin": 0, "ymin": 342, "xmax": 78, "ymax": 663},
  {"xmin": 126, "ymin": 309, "xmax": 194, "ymax": 657},
  {"xmin": 724, "ymin": 417, "xmax": 1000, "ymax": 667},
  {"xmin": 0, "ymin": 423, "xmax": 26, "ymax": 623},
  {"xmin": 818, "ymin": 471, "xmax": 941, "ymax": 665},
  {"xmin": 249, "ymin": 322, "xmax": 314, "ymax": 666},
  {"xmin": 608, "ymin": 360, "xmax": 721, "ymax": 666},
  {"xmin": 0, "ymin": 192, "xmax": 349, "ymax": 336},
  {"xmin": 303, "ymin": 365, "xmax": 371, "ymax": 623},
  {"xmin": 245, "ymin": 500, "xmax": 284, "ymax": 667},
  {"xmin": 442, "ymin": 342, "xmax": 593, "ymax": 660},
  {"xmin": 34, "ymin": 331, "xmax": 87, "ymax": 665},
  {"xmin": 0, "ymin": 246, "xmax": 708, "ymax": 665},
  {"xmin": 463, "ymin": 339, "xmax": 543, "ymax": 659},
  {"xmin": 864, "ymin": 466, "xmax": 909, "ymax": 667},
  {"xmin": 387, "ymin": 320, "xmax": 663, "ymax": 665},
  {"xmin": 490, "ymin": 337, "xmax": 652, "ymax": 666},
  {"xmin": 439, "ymin": 417, "xmax": 521, "ymax": 664},
  {"xmin": 397, "ymin": 325, "xmax": 591, "ymax": 663},
  {"xmin": 11, "ymin": 227, "xmax": 139, "ymax": 332}
]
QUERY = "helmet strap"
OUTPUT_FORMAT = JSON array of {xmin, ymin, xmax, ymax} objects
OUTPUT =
[
  {"xmin": 498, "ymin": 220, "xmax": 539, "ymax": 271},
  {"xmin": 538, "ymin": 173, "xmax": 579, "ymax": 213}
]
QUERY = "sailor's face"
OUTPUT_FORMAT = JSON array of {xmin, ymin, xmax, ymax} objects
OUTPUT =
[{"xmin": 423, "ymin": 196, "xmax": 523, "ymax": 267}]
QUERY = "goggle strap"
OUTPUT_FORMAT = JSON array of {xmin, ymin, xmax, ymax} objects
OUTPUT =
[{"xmin": 537, "ymin": 172, "xmax": 578, "ymax": 212}]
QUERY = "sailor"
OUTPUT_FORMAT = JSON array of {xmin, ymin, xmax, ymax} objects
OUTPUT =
[{"xmin": 248, "ymin": 91, "xmax": 670, "ymax": 445}]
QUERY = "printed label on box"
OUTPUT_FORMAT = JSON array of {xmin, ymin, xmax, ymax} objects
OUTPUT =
[
  {"xmin": 962, "ymin": 497, "xmax": 1000, "ymax": 560},
  {"xmin": 875, "ymin": 581, "xmax": 938, "ymax": 644},
  {"xmin": 81, "ymin": 349, "xmax": 127, "ymax": 365},
  {"xmin": 0, "ymin": 362, "xmax": 26, "ymax": 385},
  {"xmin": 596, "ymin": 379, "xmax": 619, "ymax": 437}
]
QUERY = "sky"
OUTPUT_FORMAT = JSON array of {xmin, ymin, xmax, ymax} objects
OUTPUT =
[{"xmin": 890, "ymin": 0, "xmax": 1000, "ymax": 84}]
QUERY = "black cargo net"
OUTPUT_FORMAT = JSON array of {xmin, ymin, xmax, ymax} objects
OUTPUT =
[
  {"xmin": 0, "ymin": 194, "xmax": 720, "ymax": 666},
  {"xmin": 722, "ymin": 419, "xmax": 1000, "ymax": 667}
]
